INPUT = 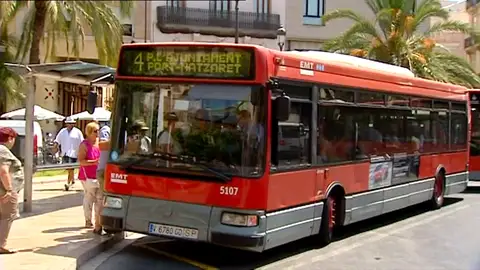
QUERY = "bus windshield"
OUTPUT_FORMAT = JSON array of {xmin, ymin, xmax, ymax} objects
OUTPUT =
[{"xmin": 110, "ymin": 81, "xmax": 266, "ymax": 178}]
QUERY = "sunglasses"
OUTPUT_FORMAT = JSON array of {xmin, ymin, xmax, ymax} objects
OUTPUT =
[{"xmin": 93, "ymin": 129, "xmax": 99, "ymax": 133}]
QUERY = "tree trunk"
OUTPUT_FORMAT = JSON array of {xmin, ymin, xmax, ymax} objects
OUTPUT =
[{"xmin": 29, "ymin": 0, "xmax": 47, "ymax": 64}]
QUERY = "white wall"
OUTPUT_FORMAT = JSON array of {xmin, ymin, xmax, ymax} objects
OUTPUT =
[{"xmin": 34, "ymin": 78, "xmax": 62, "ymax": 135}]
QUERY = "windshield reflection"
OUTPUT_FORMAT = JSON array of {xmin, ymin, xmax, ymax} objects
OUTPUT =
[{"xmin": 111, "ymin": 82, "xmax": 266, "ymax": 177}]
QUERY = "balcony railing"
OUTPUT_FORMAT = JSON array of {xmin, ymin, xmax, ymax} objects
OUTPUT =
[
  {"xmin": 465, "ymin": 36, "xmax": 475, "ymax": 49},
  {"xmin": 156, "ymin": 6, "xmax": 281, "ymax": 38},
  {"xmin": 467, "ymin": 0, "xmax": 478, "ymax": 10}
]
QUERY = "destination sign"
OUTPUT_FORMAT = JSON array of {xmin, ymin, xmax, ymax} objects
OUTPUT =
[{"xmin": 117, "ymin": 46, "xmax": 255, "ymax": 79}]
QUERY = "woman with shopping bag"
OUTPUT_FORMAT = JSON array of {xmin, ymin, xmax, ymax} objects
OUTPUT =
[{"xmin": 77, "ymin": 122, "xmax": 101, "ymax": 234}]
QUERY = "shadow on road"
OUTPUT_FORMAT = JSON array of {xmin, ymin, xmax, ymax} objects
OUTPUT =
[
  {"xmin": 134, "ymin": 197, "xmax": 463, "ymax": 270},
  {"xmin": 462, "ymin": 186, "xmax": 480, "ymax": 194},
  {"xmin": 333, "ymin": 197, "xmax": 462, "ymax": 242}
]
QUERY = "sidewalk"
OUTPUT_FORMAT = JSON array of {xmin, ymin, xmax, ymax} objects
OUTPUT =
[
  {"xmin": 33, "ymin": 174, "xmax": 71, "ymax": 185},
  {"xmin": 0, "ymin": 180, "xmax": 123, "ymax": 270}
]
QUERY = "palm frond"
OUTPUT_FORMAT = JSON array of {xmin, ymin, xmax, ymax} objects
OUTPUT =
[
  {"xmin": 323, "ymin": 0, "xmax": 479, "ymax": 87},
  {"xmin": 15, "ymin": 6, "xmax": 36, "ymax": 63},
  {"xmin": 411, "ymin": 0, "xmax": 449, "ymax": 32},
  {"xmin": 17, "ymin": 0, "xmax": 132, "ymax": 67},
  {"xmin": 424, "ymin": 21, "xmax": 471, "ymax": 37},
  {"xmin": 0, "ymin": 1, "xmax": 26, "ymax": 101},
  {"xmin": 322, "ymin": 9, "xmax": 370, "ymax": 25}
]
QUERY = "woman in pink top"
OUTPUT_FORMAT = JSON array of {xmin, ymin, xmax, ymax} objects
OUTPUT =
[{"xmin": 77, "ymin": 122, "xmax": 102, "ymax": 234}]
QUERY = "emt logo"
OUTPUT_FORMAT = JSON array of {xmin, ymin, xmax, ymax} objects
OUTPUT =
[{"xmin": 110, "ymin": 173, "xmax": 128, "ymax": 184}]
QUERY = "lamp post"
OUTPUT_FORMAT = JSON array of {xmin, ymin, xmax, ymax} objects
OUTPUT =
[
  {"xmin": 276, "ymin": 25, "xmax": 286, "ymax": 51},
  {"xmin": 0, "ymin": 45, "xmax": 5, "ymax": 59},
  {"xmin": 234, "ymin": 0, "xmax": 239, "ymax": 43},
  {"xmin": 144, "ymin": 0, "xmax": 148, "ymax": 43}
]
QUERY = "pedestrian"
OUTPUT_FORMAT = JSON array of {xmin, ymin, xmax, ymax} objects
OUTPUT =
[
  {"xmin": 99, "ymin": 121, "xmax": 110, "ymax": 141},
  {"xmin": 77, "ymin": 122, "xmax": 102, "ymax": 233},
  {"xmin": 55, "ymin": 117, "xmax": 84, "ymax": 191},
  {"xmin": 0, "ymin": 127, "xmax": 24, "ymax": 254}
]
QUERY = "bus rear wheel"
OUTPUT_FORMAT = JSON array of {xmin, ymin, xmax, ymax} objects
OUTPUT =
[
  {"xmin": 318, "ymin": 196, "xmax": 336, "ymax": 246},
  {"xmin": 430, "ymin": 172, "xmax": 445, "ymax": 209}
]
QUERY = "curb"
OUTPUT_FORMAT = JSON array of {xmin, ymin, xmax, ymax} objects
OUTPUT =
[
  {"xmin": 56, "ymin": 232, "xmax": 125, "ymax": 270},
  {"xmin": 34, "ymin": 179, "xmax": 67, "ymax": 185}
]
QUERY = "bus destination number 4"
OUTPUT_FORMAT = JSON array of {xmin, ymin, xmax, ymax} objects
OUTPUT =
[{"xmin": 220, "ymin": 186, "xmax": 239, "ymax": 196}]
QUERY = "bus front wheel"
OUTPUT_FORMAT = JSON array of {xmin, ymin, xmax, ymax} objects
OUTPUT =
[
  {"xmin": 430, "ymin": 172, "xmax": 445, "ymax": 210},
  {"xmin": 318, "ymin": 196, "xmax": 336, "ymax": 246}
]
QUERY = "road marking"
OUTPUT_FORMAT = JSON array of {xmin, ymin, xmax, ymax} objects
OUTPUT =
[
  {"xmin": 135, "ymin": 244, "xmax": 219, "ymax": 270},
  {"xmin": 259, "ymin": 203, "xmax": 471, "ymax": 269},
  {"xmin": 132, "ymin": 236, "xmax": 174, "ymax": 246}
]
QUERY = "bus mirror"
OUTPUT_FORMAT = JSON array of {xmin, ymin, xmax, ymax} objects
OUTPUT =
[
  {"xmin": 275, "ymin": 94, "xmax": 291, "ymax": 121},
  {"xmin": 87, "ymin": 91, "xmax": 97, "ymax": 114},
  {"xmin": 250, "ymin": 87, "xmax": 262, "ymax": 106}
]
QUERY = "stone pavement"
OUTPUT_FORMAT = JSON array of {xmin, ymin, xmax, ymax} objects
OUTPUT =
[{"xmin": 0, "ymin": 178, "xmax": 122, "ymax": 270}]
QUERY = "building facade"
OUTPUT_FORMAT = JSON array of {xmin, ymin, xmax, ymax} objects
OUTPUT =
[
  {"xmin": 286, "ymin": 0, "xmax": 468, "ymax": 56},
  {"xmin": 145, "ymin": 0, "xmax": 284, "ymax": 48},
  {"xmin": 466, "ymin": 0, "xmax": 480, "ymax": 72}
]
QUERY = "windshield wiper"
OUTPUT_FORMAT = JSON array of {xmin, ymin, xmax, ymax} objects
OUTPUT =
[
  {"xmin": 118, "ymin": 152, "xmax": 232, "ymax": 182},
  {"xmin": 148, "ymin": 152, "xmax": 232, "ymax": 182}
]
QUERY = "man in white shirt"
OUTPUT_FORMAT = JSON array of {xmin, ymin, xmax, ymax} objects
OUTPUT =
[
  {"xmin": 55, "ymin": 117, "xmax": 84, "ymax": 191},
  {"xmin": 157, "ymin": 112, "xmax": 182, "ymax": 155}
]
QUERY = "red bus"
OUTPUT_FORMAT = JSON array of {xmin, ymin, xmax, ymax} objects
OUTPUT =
[
  {"xmin": 467, "ymin": 90, "xmax": 480, "ymax": 180},
  {"xmin": 98, "ymin": 43, "xmax": 469, "ymax": 252}
]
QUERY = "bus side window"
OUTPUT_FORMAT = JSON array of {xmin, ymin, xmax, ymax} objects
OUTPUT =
[
  {"xmin": 355, "ymin": 109, "xmax": 384, "ymax": 158},
  {"xmin": 317, "ymin": 105, "xmax": 356, "ymax": 164},
  {"xmin": 274, "ymin": 102, "xmax": 312, "ymax": 168},
  {"xmin": 450, "ymin": 113, "xmax": 468, "ymax": 151},
  {"xmin": 430, "ymin": 112, "xmax": 449, "ymax": 152}
]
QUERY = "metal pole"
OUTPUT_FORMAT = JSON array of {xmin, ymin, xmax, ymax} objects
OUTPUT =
[
  {"xmin": 144, "ymin": 0, "xmax": 148, "ymax": 42},
  {"xmin": 23, "ymin": 75, "xmax": 35, "ymax": 213},
  {"xmin": 234, "ymin": 0, "xmax": 239, "ymax": 43},
  {"xmin": 0, "ymin": 45, "xmax": 5, "ymax": 60}
]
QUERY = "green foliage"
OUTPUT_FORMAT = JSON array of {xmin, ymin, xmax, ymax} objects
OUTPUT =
[
  {"xmin": 322, "ymin": 0, "xmax": 480, "ymax": 87},
  {"xmin": 0, "ymin": 1, "xmax": 26, "ymax": 103},
  {"xmin": 16, "ymin": 0, "xmax": 133, "ymax": 66},
  {"xmin": 0, "ymin": 1, "xmax": 134, "ymax": 105}
]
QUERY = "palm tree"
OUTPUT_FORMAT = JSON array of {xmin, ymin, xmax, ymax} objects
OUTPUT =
[
  {"xmin": 322, "ymin": 0, "xmax": 480, "ymax": 87},
  {"xmin": 16, "ymin": 1, "xmax": 133, "ymax": 66},
  {"xmin": 0, "ymin": 1, "xmax": 26, "ymax": 106}
]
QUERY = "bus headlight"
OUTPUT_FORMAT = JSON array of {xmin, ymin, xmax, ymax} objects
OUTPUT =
[
  {"xmin": 104, "ymin": 196, "xmax": 122, "ymax": 209},
  {"xmin": 221, "ymin": 212, "xmax": 258, "ymax": 227}
]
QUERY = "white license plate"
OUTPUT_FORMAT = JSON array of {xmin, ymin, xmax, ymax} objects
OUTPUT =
[{"xmin": 148, "ymin": 223, "xmax": 199, "ymax": 240}]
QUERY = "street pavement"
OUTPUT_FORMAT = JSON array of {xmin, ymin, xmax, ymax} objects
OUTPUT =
[
  {"xmin": 81, "ymin": 183, "xmax": 480, "ymax": 270},
  {"xmin": 0, "ymin": 176, "xmax": 122, "ymax": 270}
]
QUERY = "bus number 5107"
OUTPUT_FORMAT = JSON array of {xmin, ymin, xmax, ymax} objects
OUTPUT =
[{"xmin": 220, "ymin": 186, "xmax": 239, "ymax": 196}]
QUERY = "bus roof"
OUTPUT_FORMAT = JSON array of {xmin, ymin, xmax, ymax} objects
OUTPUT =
[
  {"xmin": 286, "ymin": 50, "xmax": 416, "ymax": 78},
  {"xmin": 271, "ymin": 48, "xmax": 467, "ymax": 96}
]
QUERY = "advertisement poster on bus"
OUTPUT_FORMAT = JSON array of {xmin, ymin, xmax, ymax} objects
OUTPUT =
[
  {"xmin": 391, "ymin": 152, "xmax": 420, "ymax": 185},
  {"xmin": 369, "ymin": 157, "xmax": 393, "ymax": 190}
]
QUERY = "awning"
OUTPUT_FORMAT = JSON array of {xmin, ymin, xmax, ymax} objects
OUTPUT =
[{"xmin": 4, "ymin": 61, "xmax": 115, "ymax": 86}]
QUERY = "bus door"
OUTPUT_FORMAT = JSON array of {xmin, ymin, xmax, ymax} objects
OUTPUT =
[{"xmin": 470, "ymin": 94, "xmax": 480, "ymax": 180}]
